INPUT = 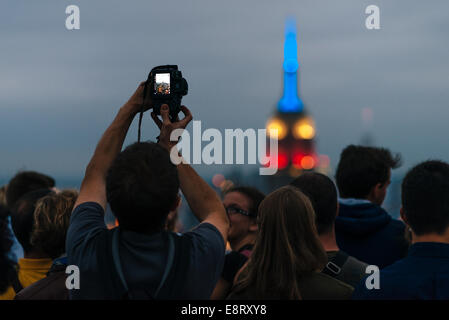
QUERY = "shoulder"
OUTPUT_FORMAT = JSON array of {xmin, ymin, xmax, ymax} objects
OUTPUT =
[
  {"xmin": 14, "ymin": 270, "xmax": 68, "ymax": 300},
  {"xmin": 181, "ymin": 222, "xmax": 225, "ymax": 251},
  {"xmin": 345, "ymin": 255, "xmax": 369, "ymax": 270},
  {"xmin": 352, "ymin": 259, "xmax": 411, "ymax": 299},
  {"xmin": 66, "ymin": 202, "xmax": 109, "ymax": 263},
  {"xmin": 387, "ymin": 217, "xmax": 406, "ymax": 230},
  {"xmin": 173, "ymin": 223, "xmax": 226, "ymax": 270},
  {"xmin": 71, "ymin": 202, "xmax": 105, "ymax": 220},
  {"xmin": 300, "ymin": 272, "xmax": 354, "ymax": 300}
]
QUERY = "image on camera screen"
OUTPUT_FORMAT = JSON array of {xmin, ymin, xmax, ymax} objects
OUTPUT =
[{"xmin": 154, "ymin": 73, "xmax": 170, "ymax": 95}]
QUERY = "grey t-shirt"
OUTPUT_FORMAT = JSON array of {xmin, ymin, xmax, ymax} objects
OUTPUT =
[{"xmin": 66, "ymin": 202, "xmax": 225, "ymax": 299}]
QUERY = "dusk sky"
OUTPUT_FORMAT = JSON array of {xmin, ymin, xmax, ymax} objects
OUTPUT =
[{"xmin": 1, "ymin": 0, "xmax": 448, "ymax": 185}]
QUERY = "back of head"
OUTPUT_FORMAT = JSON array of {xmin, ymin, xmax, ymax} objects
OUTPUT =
[
  {"xmin": 11, "ymin": 188, "xmax": 54, "ymax": 255},
  {"xmin": 336, "ymin": 145, "xmax": 402, "ymax": 199},
  {"xmin": 31, "ymin": 190, "xmax": 78, "ymax": 259},
  {"xmin": 106, "ymin": 142, "xmax": 179, "ymax": 234},
  {"xmin": 6, "ymin": 171, "xmax": 55, "ymax": 209},
  {"xmin": 402, "ymin": 160, "xmax": 449, "ymax": 236},
  {"xmin": 224, "ymin": 186, "xmax": 265, "ymax": 218},
  {"xmin": 235, "ymin": 186, "xmax": 327, "ymax": 299},
  {"xmin": 290, "ymin": 172, "xmax": 337, "ymax": 235}
]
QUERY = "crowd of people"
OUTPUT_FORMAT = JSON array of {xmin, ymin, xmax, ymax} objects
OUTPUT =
[{"xmin": 1, "ymin": 82, "xmax": 449, "ymax": 300}]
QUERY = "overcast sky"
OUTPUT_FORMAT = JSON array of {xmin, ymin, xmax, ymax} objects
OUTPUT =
[{"xmin": 1, "ymin": 0, "xmax": 448, "ymax": 183}]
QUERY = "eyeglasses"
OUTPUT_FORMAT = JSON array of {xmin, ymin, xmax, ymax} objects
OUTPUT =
[{"xmin": 225, "ymin": 205, "xmax": 254, "ymax": 217}]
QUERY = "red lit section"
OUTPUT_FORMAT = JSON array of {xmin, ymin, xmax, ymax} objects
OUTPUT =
[
  {"xmin": 292, "ymin": 151, "xmax": 303, "ymax": 169},
  {"xmin": 263, "ymin": 147, "xmax": 289, "ymax": 170},
  {"xmin": 278, "ymin": 151, "xmax": 289, "ymax": 170},
  {"xmin": 301, "ymin": 156, "xmax": 315, "ymax": 169},
  {"xmin": 292, "ymin": 150, "xmax": 316, "ymax": 170}
]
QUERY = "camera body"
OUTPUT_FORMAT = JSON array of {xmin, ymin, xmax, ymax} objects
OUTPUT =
[{"xmin": 147, "ymin": 65, "xmax": 188, "ymax": 120}]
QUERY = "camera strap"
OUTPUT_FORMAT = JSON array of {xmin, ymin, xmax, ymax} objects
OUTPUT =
[{"xmin": 137, "ymin": 81, "xmax": 149, "ymax": 143}]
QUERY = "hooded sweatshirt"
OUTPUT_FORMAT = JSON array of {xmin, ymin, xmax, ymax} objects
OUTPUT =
[{"xmin": 335, "ymin": 199, "xmax": 409, "ymax": 269}]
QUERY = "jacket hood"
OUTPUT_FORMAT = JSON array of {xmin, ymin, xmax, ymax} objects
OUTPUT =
[{"xmin": 336, "ymin": 201, "xmax": 392, "ymax": 236}]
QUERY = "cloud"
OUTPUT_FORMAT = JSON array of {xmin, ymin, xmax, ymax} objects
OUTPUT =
[{"xmin": 0, "ymin": 0, "xmax": 448, "ymax": 178}]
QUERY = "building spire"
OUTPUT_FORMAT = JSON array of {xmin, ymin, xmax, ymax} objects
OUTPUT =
[{"xmin": 278, "ymin": 18, "xmax": 304, "ymax": 113}]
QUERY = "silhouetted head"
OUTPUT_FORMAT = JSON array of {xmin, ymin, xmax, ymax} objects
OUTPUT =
[
  {"xmin": 336, "ymin": 145, "xmax": 401, "ymax": 205},
  {"xmin": 6, "ymin": 171, "xmax": 55, "ymax": 209},
  {"xmin": 401, "ymin": 160, "xmax": 449, "ymax": 236},
  {"xmin": 106, "ymin": 142, "xmax": 179, "ymax": 234},
  {"xmin": 290, "ymin": 172, "xmax": 338, "ymax": 235},
  {"xmin": 11, "ymin": 188, "xmax": 54, "ymax": 256}
]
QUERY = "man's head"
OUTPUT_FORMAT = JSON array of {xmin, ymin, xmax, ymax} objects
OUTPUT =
[
  {"xmin": 290, "ymin": 172, "xmax": 338, "ymax": 235},
  {"xmin": 11, "ymin": 188, "xmax": 54, "ymax": 256},
  {"xmin": 106, "ymin": 142, "xmax": 179, "ymax": 234},
  {"xmin": 401, "ymin": 160, "xmax": 449, "ymax": 236},
  {"xmin": 222, "ymin": 186, "xmax": 265, "ymax": 250},
  {"xmin": 31, "ymin": 190, "xmax": 78, "ymax": 259},
  {"xmin": 6, "ymin": 171, "xmax": 55, "ymax": 209},
  {"xmin": 336, "ymin": 145, "xmax": 402, "ymax": 205}
]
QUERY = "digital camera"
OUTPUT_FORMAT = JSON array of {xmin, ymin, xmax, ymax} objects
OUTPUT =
[{"xmin": 146, "ymin": 65, "xmax": 188, "ymax": 120}]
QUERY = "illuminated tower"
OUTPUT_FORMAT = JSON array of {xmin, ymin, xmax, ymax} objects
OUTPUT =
[{"xmin": 266, "ymin": 19, "xmax": 319, "ymax": 178}]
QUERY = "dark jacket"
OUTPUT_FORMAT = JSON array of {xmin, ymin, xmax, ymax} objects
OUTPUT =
[
  {"xmin": 335, "ymin": 200, "xmax": 409, "ymax": 269},
  {"xmin": 353, "ymin": 242, "xmax": 449, "ymax": 300},
  {"xmin": 14, "ymin": 259, "xmax": 68, "ymax": 300}
]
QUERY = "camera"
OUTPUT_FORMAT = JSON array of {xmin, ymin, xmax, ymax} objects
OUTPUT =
[{"xmin": 146, "ymin": 65, "xmax": 188, "ymax": 120}]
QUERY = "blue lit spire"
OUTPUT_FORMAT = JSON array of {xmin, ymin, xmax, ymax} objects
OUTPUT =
[{"xmin": 278, "ymin": 18, "xmax": 304, "ymax": 113}]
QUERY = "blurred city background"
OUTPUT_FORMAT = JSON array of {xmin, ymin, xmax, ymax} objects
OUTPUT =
[{"xmin": 1, "ymin": 0, "xmax": 448, "ymax": 227}]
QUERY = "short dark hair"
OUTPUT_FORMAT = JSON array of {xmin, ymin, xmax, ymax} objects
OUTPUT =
[
  {"xmin": 290, "ymin": 172, "xmax": 337, "ymax": 235},
  {"xmin": 336, "ymin": 145, "xmax": 401, "ymax": 199},
  {"xmin": 402, "ymin": 160, "xmax": 449, "ymax": 236},
  {"xmin": 11, "ymin": 188, "xmax": 54, "ymax": 254},
  {"xmin": 224, "ymin": 186, "xmax": 265, "ymax": 218},
  {"xmin": 6, "ymin": 171, "xmax": 55, "ymax": 208},
  {"xmin": 106, "ymin": 142, "xmax": 179, "ymax": 234}
]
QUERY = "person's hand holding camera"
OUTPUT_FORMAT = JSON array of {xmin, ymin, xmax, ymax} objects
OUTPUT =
[
  {"xmin": 151, "ymin": 104, "xmax": 192, "ymax": 152},
  {"xmin": 124, "ymin": 81, "xmax": 153, "ymax": 115}
]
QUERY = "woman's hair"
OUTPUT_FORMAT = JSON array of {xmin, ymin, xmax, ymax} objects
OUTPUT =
[
  {"xmin": 30, "ymin": 190, "xmax": 78, "ymax": 259},
  {"xmin": 232, "ymin": 185, "xmax": 327, "ymax": 299}
]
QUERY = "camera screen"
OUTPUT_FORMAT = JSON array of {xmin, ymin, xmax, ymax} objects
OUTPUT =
[{"xmin": 154, "ymin": 73, "xmax": 170, "ymax": 95}]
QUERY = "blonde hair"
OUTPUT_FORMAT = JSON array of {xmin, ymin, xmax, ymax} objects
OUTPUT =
[{"xmin": 31, "ymin": 190, "xmax": 78, "ymax": 259}]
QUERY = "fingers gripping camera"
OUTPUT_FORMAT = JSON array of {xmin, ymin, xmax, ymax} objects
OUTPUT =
[{"xmin": 147, "ymin": 65, "xmax": 188, "ymax": 121}]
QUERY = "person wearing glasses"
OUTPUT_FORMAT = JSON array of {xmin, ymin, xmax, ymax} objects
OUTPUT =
[{"xmin": 211, "ymin": 186, "xmax": 265, "ymax": 299}]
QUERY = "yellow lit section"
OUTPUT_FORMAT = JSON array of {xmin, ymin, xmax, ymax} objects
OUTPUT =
[
  {"xmin": 293, "ymin": 117, "xmax": 315, "ymax": 140},
  {"xmin": 301, "ymin": 156, "xmax": 315, "ymax": 170},
  {"xmin": 266, "ymin": 118, "xmax": 287, "ymax": 140}
]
